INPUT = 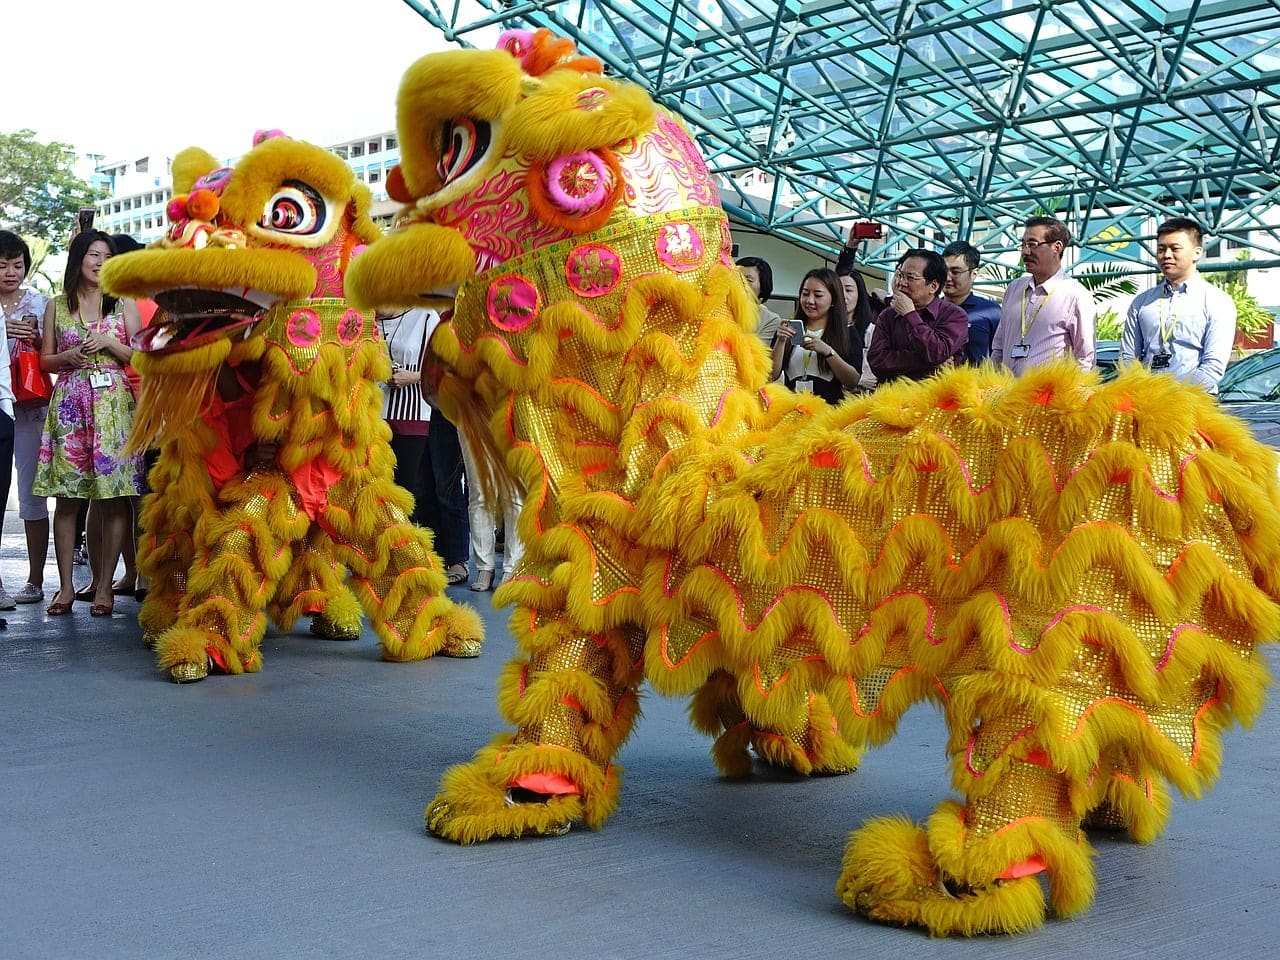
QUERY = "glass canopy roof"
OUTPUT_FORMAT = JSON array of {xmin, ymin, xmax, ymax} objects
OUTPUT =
[{"xmin": 401, "ymin": 1, "xmax": 1280, "ymax": 273}]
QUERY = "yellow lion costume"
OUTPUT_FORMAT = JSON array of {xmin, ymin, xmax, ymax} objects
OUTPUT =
[
  {"xmin": 102, "ymin": 131, "xmax": 483, "ymax": 682},
  {"xmin": 346, "ymin": 32, "xmax": 1280, "ymax": 935}
]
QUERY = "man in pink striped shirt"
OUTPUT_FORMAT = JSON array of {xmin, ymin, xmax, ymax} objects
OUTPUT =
[{"xmin": 990, "ymin": 217, "xmax": 1096, "ymax": 375}]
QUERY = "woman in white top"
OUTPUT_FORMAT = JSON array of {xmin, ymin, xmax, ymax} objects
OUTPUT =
[
  {"xmin": 0, "ymin": 230, "xmax": 50, "ymax": 607},
  {"xmin": 378, "ymin": 307, "xmax": 431, "ymax": 514}
]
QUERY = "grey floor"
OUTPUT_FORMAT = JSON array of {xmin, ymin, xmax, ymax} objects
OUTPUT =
[{"xmin": 2, "ymin": 509, "xmax": 1278, "ymax": 960}]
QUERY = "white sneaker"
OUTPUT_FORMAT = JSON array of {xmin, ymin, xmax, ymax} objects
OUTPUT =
[
  {"xmin": 13, "ymin": 583, "xmax": 44, "ymax": 604},
  {"xmin": 0, "ymin": 589, "xmax": 15, "ymax": 611}
]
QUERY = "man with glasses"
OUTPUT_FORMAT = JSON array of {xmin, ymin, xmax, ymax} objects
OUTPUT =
[
  {"xmin": 941, "ymin": 240, "xmax": 1001, "ymax": 364},
  {"xmin": 867, "ymin": 248, "xmax": 968, "ymax": 383},
  {"xmin": 991, "ymin": 216, "xmax": 1096, "ymax": 375},
  {"xmin": 1121, "ymin": 217, "xmax": 1235, "ymax": 393}
]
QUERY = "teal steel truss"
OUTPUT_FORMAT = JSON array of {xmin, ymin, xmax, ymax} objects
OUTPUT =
[{"xmin": 400, "ymin": 1, "xmax": 1280, "ymax": 271}]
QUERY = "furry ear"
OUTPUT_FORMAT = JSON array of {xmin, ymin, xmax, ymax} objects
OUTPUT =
[
  {"xmin": 171, "ymin": 147, "xmax": 221, "ymax": 194},
  {"xmin": 506, "ymin": 73, "xmax": 655, "ymax": 161}
]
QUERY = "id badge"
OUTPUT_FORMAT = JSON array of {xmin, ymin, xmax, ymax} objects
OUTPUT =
[
  {"xmin": 1151, "ymin": 352, "xmax": 1172, "ymax": 370},
  {"xmin": 794, "ymin": 378, "xmax": 815, "ymax": 394},
  {"xmin": 89, "ymin": 369, "xmax": 112, "ymax": 390},
  {"xmin": 1010, "ymin": 342, "xmax": 1030, "ymax": 359}
]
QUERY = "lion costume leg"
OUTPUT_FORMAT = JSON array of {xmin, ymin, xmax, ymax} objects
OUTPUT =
[
  {"xmin": 320, "ymin": 476, "xmax": 483, "ymax": 661},
  {"xmin": 837, "ymin": 706, "xmax": 1091, "ymax": 936},
  {"xmin": 689, "ymin": 669, "xmax": 861, "ymax": 778},
  {"xmin": 426, "ymin": 613, "xmax": 644, "ymax": 842},
  {"xmin": 135, "ymin": 439, "xmax": 216, "ymax": 648},
  {"xmin": 269, "ymin": 527, "xmax": 363, "ymax": 641},
  {"xmin": 152, "ymin": 470, "xmax": 305, "ymax": 682}
]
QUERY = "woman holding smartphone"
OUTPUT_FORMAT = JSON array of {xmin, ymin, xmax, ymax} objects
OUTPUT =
[
  {"xmin": 33, "ymin": 229, "xmax": 144, "ymax": 617},
  {"xmin": 0, "ymin": 230, "xmax": 51, "ymax": 608},
  {"xmin": 770, "ymin": 267, "xmax": 864, "ymax": 405}
]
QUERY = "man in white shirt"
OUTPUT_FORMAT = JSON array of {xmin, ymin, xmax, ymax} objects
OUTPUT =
[{"xmin": 1121, "ymin": 217, "xmax": 1236, "ymax": 393}]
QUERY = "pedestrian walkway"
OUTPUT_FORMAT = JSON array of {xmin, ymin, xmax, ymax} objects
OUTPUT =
[{"xmin": 1, "ymin": 507, "xmax": 1277, "ymax": 959}]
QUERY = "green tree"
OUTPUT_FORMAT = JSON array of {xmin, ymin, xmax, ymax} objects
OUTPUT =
[
  {"xmin": 1073, "ymin": 265, "xmax": 1139, "ymax": 341},
  {"xmin": 0, "ymin": 129, "xmax": 101, "ymax": 246},
  {"xmin": 1207, "ymin": 252, "xmax": 1274, "ymax": 339}
]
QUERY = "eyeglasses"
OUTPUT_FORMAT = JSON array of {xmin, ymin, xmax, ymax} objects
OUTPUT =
[
  {"xmin": 1019, "ymin": 239, "xmax": 1058, "ymax": 251},
  {"xmin": 946, "ymin": 267, "xmax": 973, "ymax": 277},
  {"xmin": 895, "ymin": 273, "xmax": 926, "ymax": 283}
]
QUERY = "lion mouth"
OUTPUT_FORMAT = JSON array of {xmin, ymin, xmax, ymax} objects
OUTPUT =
[{"xmin": 134, "ymin": 287, "xmax": 277, "ymax": 353}]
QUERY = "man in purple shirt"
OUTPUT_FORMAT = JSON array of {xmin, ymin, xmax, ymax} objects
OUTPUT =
[
  {"xmin": 867, "ymin": 249, "xmax": 969, "ymax": 383},
  {"xmin": 991, "ymin": 216, "xmax": 1096, "ymax": 375}
]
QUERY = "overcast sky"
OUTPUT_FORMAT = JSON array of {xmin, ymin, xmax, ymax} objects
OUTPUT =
[{"xmin": 6, "ymin": 0, "xmax": 488, "ymax": 162}]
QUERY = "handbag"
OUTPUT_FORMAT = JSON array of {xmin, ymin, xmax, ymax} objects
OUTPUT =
[{"xmin": 11, "ymin": 342, "xmax": 53, "ymax": 404}]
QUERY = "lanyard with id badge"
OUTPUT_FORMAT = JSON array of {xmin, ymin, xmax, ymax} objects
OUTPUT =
[
  {"xmin": 1013, "ymin": 281, "xmax": 1053, "ymax": 359},
  {"xmin": 1150, "ymin": 286, "xmax": 1180, "ymax": 370},
  {"xmin": 84, "ymin": 312, "xmax": 117, "ymax": 389}
]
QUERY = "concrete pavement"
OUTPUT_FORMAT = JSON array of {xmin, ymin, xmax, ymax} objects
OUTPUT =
[{"xmin": 1, "ymin": 512, "xmax": 1278, "ymax": 959}]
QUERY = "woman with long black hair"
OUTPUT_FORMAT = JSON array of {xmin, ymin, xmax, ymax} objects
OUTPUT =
[
  {"xmin": 770, "ymin": 267, "xmax": 864, "ymax": 404},
  {"xmin": 33, "ymin": 229, "xmax": 144, "ymax": 616}
]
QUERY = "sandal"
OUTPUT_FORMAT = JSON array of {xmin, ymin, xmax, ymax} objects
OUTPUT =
[
  {"xmin": 47, "ymin": 600, "xmax": 74, "ymax": 616},
  {"xmin": 469, "ymin": 570, "xmax": 494, "ymax": 592},
  {"xmin": 90, "ymin": 602, "xmax": 114, "ymax": 617},
  {"xmin": 445, "ymin": 563, "xmax": 468, "ymax": 586},
  {"xmin": 75, "ymin": 586, "xmax": 96, "ymax": 602},
  {"xmin": 112, "ymin": 580, "xmax": 137, "ymax": 596}
]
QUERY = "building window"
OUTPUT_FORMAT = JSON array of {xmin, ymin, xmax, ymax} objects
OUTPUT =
[
  {"xmin": 333, "ymin": 145, "xmax": 348, "ymax": 160},
  {"xmin": 386, "ymin": 135, "xmax": 397, "ymax": 149},
  {"xmin": 368, "ymin": 170, "xmax": 381, "ymax": 183},
  {"xmin": 136, "ymin": 157, "xmax": 149, "ymax": 173},
  {"xmin": 369, "ymin": 140, "xmax": 380, "ymax": 154},
  {"xmin": 351, "ymin": 144, "xmax": 364, "ymax": 157}
]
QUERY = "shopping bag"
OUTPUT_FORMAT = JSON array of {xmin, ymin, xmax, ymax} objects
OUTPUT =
[{"xmin": 12, "ymin": 343, "xmax": 53, "ymax": 404}]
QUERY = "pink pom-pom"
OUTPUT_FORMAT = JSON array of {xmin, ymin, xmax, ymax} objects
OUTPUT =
[
  {"xmin": 497, "ymin": 29, "xmax": 537, "ymax": 59},
  {"xmin": 253, "ymin": 128, "xmax": 287, "ymax": 147}
]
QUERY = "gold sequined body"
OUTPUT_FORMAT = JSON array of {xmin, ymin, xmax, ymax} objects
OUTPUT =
[{"xmin": 354, "ymin": 34, "xmax": 1280, "ymax": 931}]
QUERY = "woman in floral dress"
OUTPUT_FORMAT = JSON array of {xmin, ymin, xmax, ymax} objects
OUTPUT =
[{"xmin": 33, "ymin": 230, "xmax": 144, "ymax": 616}]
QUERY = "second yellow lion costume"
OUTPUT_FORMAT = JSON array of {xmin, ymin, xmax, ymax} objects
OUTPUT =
[{"xmin": 102, "ymin": 131, "xmax": 483, "ymax": 682}]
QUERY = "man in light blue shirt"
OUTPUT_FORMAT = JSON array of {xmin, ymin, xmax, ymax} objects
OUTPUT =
[{"xmin": 1122, "ymin": 218, "xmax": 1236, "ymax": 393}]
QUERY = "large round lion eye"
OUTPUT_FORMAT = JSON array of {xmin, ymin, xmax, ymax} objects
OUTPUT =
[
  {"xmin": 437, "ymin": 117, "xmax": 493, "ymax": 186},
  {"xmin": 260, "ymin": 180, "xmax": 327, "ymax": 235}
]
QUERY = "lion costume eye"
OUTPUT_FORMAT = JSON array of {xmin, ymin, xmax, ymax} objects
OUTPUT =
[
  {"xmin": 437, "ymin": 118, "xmax": 493, "ymax": 186},
  {"xmin": 261, "ymin": 181, "xmax": 328, "ymax": 236}
]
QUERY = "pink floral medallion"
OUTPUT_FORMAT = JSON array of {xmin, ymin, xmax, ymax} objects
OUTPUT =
[
  {"xmin": 566, "ymin": 243, "xmax": 623, "ymax": 298},
  {"xmin": 487, "ymin": 274, "xmax": 540, "ymax": 332},
  {"xmin": 655, "ymin": 222, "xmax": 705, "ymax": 272},
  {"xmin": 286, "ymin": 308, "xmax": 322, "ymax": 348},
  {"xmin": 338, "ymin": 309, "xmax": 365, "ymax": 345}
]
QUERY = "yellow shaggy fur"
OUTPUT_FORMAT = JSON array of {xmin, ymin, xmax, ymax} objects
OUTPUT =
[{"xmin": 347, "ymin": 34, "xmax": 1280, "ymax": 937}]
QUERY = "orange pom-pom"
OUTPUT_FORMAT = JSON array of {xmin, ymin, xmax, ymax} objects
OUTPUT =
[
  {"xmin": 186, "ymin": 189, "xmax": 220, "ymax": 221},
  {"xmin": 385, "ymin": 165, "xmax": 412, "ymax": 203}
]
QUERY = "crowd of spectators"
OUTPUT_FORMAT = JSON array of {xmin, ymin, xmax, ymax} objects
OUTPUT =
[{"xmin": 738, "ymin": 212, "xmax": 1237, "ymax": 405}]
